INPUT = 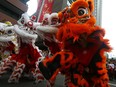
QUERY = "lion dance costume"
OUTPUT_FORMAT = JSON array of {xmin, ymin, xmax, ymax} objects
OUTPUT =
[
  {"xmin": 36, "ymin": 13, "xmax": 61, "ymax": 56},
  {"xmin": 0, "ymin": 22, "xmax": 15, "ymax": 60},
  {"xmin": 0, "ymin": 13, "xmax": 44, "ymax": 83},
  {"xmin": 38, "ymin": 0, "xmax": 112, "ymax": 87},
  {"xmin": 0, "ymin": 21, "xmax": 16, "ymax": 75}
]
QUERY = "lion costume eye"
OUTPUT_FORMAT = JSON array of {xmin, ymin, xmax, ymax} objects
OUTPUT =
[
  {"xmin": 21, "ymin": 18, "xmax": 24, "ymax": 24},
  {"xmin": 6, "ymin": 30, "xmax": 14, "ymax": 35},
  {"xmin": 78, "ymin": 8, "xmax": 87, "ymax": 16}
]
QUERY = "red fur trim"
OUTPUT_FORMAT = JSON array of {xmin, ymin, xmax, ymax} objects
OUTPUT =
[
  {"xmin": 73, "ymin": 74, "xmax": 89, "ymax": 86},
  {"xmin": 91, "ymin": 48, "xmax": 111, "ymax": 87},
  {"xmin": 49, "ymin": 69, "xmax": 59, "ymax": 82},
  {"xmin": 91, "ymin": 73, "xmax": 109, "ymax": 87},
  {"xmin": 57, "ymin": 23, "xmax": 102, "ymax": 42},
  {"xmin": 43, "ymin": 51, "xmax": 73, "ymax": 67}
]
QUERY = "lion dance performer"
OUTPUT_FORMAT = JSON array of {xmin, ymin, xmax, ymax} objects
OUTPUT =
[
  {"xmin": 0, "ymin": 13, "xmax": 44, "ymax": 83},
  {"xmin": 0, "ymin": 21, "xmax": 16, "ymax": 60},
  {"xmin": 38, "ymin": 0, "xmax": 112, "ymax": 87},
  {"xmin": 36, "ymin": 13, "xmax": 61, "ymax": 56},
  {"xmin": 0, "ymin": 21, "xmax": 16, "ymax": 76}
]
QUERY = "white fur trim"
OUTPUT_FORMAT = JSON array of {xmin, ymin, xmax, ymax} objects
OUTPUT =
[
  {"xmin": 36, "ymin": 25, "xmax": 58, "ymax": 33},
  {"xmin": 49, "ymin": 13, "xmax": 58, "ymax": 21},
  {"xmin": 0, "ymin": 36, "xmax": 15, "ymax": 42},
  {"xmin": 17, "ymin": 12, "xmax": 30, "ymax": 26},
  {"xmin": 43, "ymin": 13, "xmax": 50, "ymax": 19},
  {"xmin": 50, "ymin": 13, "xmax": 58, "ymax": 18},
  {"xmin": 14, "ymin": 25, "xmax": 37, "ymax": 39},
  {"xmin": 17, "ymin": 63, "xmax": 25, "ymax": 68},
  {"xmin": 35, "ymin": 73, "xmax": 43, "ymax": 77},
  {"xmin": 33, "ymin": 22, "xmax": 41, "ymax": 29},
  {"xmin": 0, "ymin": 22, "xmax": 7, "ymax": 30},
  {"xmin": 22, "ymin": 12, "xmax": 30, "ymax": 23},
  {"xmin": 5, "ymin": 26, "xmax": 14, "ymax": 31},
  {"xmin": 48, "ymin": 13, "xmax": 59, "ymax": 25},
  {"xmin": 38, "ymin": 57, "xmax": 45, "ymax": 63}
]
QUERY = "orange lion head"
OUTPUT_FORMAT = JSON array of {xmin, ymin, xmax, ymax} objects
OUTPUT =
[
  {"xmin": 58, "ymin": 0, "xmax": 96, "ymax": 25},
  {"xmin": 57, "ymin": 0, "xmax": 99, "ymax": 42}
]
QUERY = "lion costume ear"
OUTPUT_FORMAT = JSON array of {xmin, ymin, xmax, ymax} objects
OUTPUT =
[
  {"xmin": 87, "ymin": 0, "xmax": 94, "ymax": 13},
  {"xmin": 74, "ymin": 0, "xmax": 94, "ymax": 13}
]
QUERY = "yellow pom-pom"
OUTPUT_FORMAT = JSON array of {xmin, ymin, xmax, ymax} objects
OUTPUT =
[{"xmin": 5, "ymin": 21, "xmax": 12, "ymax": 26}]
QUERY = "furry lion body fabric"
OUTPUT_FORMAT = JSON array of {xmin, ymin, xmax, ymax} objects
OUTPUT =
[{"xmin": 39, "ymin": 0, "xmax": 112, "ymax": 87}]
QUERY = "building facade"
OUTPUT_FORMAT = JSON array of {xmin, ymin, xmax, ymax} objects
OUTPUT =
[
  {"xmin": 93, "ymin": 0, "xmax": 102, "ymax": 26},
  {"xmin": 0, "ymin": 0, "xmax": 29, "ymax": 24}
]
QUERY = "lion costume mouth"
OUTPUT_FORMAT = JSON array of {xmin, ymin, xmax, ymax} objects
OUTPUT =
[{"xmin": 78, "ymin": 16, "xmax": 90, "ymax": 23}]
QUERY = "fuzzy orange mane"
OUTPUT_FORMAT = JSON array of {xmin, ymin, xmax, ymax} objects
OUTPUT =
[
  {"xmin": 58, "ymin": 0, "xmax": 95, "ymax": 24},
  {"xmin": 57, "ymin": 0, "xmax": 100, "ymax": 43}
]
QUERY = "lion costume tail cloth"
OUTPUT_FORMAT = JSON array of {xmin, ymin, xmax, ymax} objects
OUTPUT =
[{"xmin": 39, "ymin": 0, "xmax": 112, "ymax": 87}]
